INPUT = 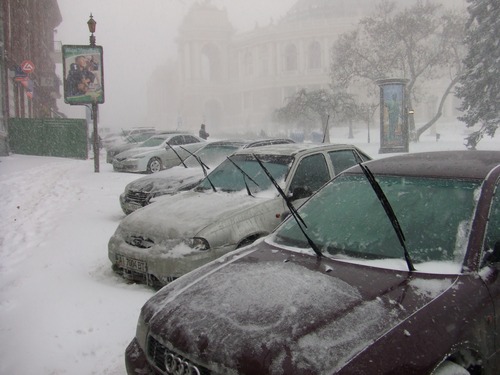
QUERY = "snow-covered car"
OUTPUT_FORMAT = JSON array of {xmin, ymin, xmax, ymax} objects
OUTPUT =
[
  {"xmin": 106, "ymin": 132, "xmax": 157, "ymax": 163},
  {"xmin": 112, "ymin": 132, "xmax": 206, "ymax": 173},
  {"xmin": 108, "ymin": 143, "xmax": 371, "ymax": 287},
  {"xmin": 119, "ymin": 138, "xmax": 295, "ymax": 215},
  {"xmin": 125, "ymin": 150, "xmax": 500, "ymax": 375}
]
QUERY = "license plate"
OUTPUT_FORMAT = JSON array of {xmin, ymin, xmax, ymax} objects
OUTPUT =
[{"xmin": 116, "ymin": 254, "xmax": 147, "ymax": 273}]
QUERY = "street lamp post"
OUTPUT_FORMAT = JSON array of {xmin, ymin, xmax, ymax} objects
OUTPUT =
[{"xmin": 87, "ymin": 14, "xmax": 99, "ymax": 172}]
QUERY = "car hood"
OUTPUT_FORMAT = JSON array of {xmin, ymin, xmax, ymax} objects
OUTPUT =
[
  {"xmin": 115, "ymin": 146, "xmax": 160, "ymax": 159},
  {"xmin": 125, "ymin": 167, "xmax": 204, "ymax": 194},
  {"xmin": 119, "ymin": 190, "xmax": 269, "ymax": 239},
  {"xmin": 142, "ymin": 242, "xmax": 458, "ymax": 374}
]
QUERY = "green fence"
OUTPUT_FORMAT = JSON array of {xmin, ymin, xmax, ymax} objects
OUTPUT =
[{"xmin": 8, "ymin": 118, "xmax": 88, "ymax": 159}]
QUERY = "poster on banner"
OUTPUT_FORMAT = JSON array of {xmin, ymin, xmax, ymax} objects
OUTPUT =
[{"xmin": 62, "ymin": 45, "xmax": 105, "ymax": 105}]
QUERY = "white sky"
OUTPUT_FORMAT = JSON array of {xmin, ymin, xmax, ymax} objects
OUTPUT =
[{"xmin": 55, "ymin": 0, "xmax": 296, "ymax": 130}]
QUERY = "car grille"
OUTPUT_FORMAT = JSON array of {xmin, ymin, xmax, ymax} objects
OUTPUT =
[
  {"xmin": 147, "ymin": 336, "xmax": 211, "ymax": 375},
  {"xmin": 125, "ymin": 235, "xmax": 154, "ymax": 248},
  {"xmin": 125, "ymin": 190, "xmax": 150, "ymax": 206}
]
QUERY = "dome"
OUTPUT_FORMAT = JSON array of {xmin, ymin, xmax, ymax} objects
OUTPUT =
[{"xmin": 282, "ymin": 0, "xmax": 377, "ymax": 23}]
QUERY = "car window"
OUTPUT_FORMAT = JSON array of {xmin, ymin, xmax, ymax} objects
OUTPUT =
[
  {"xmin": 140, "ymin": 137, "xmax": 165, "ymax": 147},
  {"xmin": 289, "ymin": 153, "xmax": 330, "ymax": 194},
  {"xmin": 484, "ymin": 182, "xmax": 500, "ymax": 254},
  {"xmin": 273, "ymin": 174, "xmax": 481, "ymax": 267},
  {"xmin": 184, "ymin": 145, "xmax": 241, "ymax": 168},
  {"xmin": 196, "ymin": 154, "xmax": 292, "ymax": 193},
  {"xmin": 328, "ymin": 150, "xmax": 360, "ymax": 175},
  {"xmin": 168, "ymin": 135, "xmax": 183, "ymax": 146},
  {"xmin": 183, "ymin": 135, "xmax": 201, "ymax": 144}
]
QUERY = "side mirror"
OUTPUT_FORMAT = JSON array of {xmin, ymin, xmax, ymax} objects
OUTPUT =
[
  {"xmin": 290, "ymin": 186, "xmax": 312, "ymax": 201},
  {"xmin": 483, "ymin": 241, "xmax": 500, "ymax": 265}
]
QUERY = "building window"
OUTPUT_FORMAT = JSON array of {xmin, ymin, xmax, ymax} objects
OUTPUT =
[
  {"xmin": 243, "ymin": 51, "xmax": 253, "ymax": 76},
  {"xmin": 259, "ymin": 45, "xmax": 269, "ymax": 76},
  {"xmin": 308, "ymin": 41, "xmax": 322, "ymax": 70},
  {"xmin": 284, "ymin": 44, "xmax": 297, "ymax": 71}
]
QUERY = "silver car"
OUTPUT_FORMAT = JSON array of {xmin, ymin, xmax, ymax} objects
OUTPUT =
[
  {"xmin": 108, "ymin": 143, "xmax": 371, "ymax": 287},
  {"xmin": 112, "ymin": 132, "xmax": 206, "ymax": 173}
]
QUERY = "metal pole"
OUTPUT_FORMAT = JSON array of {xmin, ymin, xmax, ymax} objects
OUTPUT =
[{"xmin": 92, "ymin": 102, "xmax": 99, "ymax": 172}]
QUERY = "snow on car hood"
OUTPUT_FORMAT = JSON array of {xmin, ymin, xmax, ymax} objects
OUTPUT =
[
  {"xmin": 125, "ymin": 166, "xmax": 204, "ymax": 194},
  {"xmin": 143, "ymin": 244, "xmax": 457, "ymax": 374},
  {"xmin": 119, "ymin": 190, "xmax": 268, "ymax": 240}
]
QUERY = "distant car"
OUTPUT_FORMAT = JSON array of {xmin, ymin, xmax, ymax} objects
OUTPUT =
[
  {"xmin": 106, "ymin": 132, "xmax": 157, "ymax": 163},
  {"xmin": 112, "ymin": 132, "xmax": 206, "ymax": 173},
  {"xmin": 108, "ymin": 143, "xmax": 371, "ymax": 287},
  {"xmin": 119, "ymin": 138, "xmax": 295, "ymax": 214},
  {"xmin": 124, "ymin": 150, "xmax": 500, "ymax": 375}
]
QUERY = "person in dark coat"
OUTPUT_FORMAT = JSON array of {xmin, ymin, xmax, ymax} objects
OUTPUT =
[{"xmin": 199, "ymin": 124, "xmax": 209, "ymax": 140}]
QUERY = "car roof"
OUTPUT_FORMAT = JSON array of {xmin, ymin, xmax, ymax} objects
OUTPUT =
[
  {"xmin": 233, "ymin": 143, "xmax": 366, "ymax": 157},
  {"xmin": 347, "ymin": 150, "xmax": 500, "ymax": 179}
]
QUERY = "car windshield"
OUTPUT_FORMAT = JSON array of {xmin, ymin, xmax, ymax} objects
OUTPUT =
[
  {"xmin": 184, "ymin": 144, "xmax": 241, "ymax": 168},
  {"xmin": 272, "ymin": 174, "xmax": 481, "ymax": 270},
  {"xmin": 139, "ymin": 136, "xmax": 166, "ymax": 147},
  {"xmin": 125, "ymin": 133, "xmax": 154, "ymax": 143},
  {"xmin": 196, "ymin": 154, "xmax": 292, "ymax": 193}
]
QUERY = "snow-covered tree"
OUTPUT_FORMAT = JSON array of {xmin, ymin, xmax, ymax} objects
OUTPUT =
[
  {"xmin": 455, "ymin": 0, "xmax": 500, "ymax": 149},
  {"xmin": 330, "ymin": 1, "xmax": 466, "ymax": 141}
]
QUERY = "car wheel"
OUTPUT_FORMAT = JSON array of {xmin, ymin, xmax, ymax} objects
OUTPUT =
[
  {"xmin": 147, "ymin": 158, "xmax": 162, "ymax": 173},
  {"xmin": 432, "ymin": 360, "xmax": 470, "ymax": 375}
]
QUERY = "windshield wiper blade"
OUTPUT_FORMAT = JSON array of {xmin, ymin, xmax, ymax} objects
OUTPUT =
[
  {"xmin": 165, "ymin": 142, "xmax": 187, "ymax": 168},
  {"xmin": 179, "ymin": 146, "xmax": 210, "ymax": 174},
  {"xmin": 358, "ymin": 163, "xmax": 415, "ymax": 272},
  {"xmin": 226, "ymin": 156, "xmax": 259, "ymax": 196},
  {"xmin": 253, "ymin": 154, "xmax": 322, "ymax": 258}
]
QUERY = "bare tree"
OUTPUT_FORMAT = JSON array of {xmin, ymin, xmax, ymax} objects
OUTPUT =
[
  {"xmin": 330, "ymin": 1, "xmax": 466, "ymax": 141},
  {"xmin": 273, "ymin": 88, "xmax": 356, "ymax": 143}
]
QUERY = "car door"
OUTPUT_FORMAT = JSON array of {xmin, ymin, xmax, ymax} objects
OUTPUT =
[{"xmin": 162, "ymin": 135, "xmax": 186, "ymax": 168}]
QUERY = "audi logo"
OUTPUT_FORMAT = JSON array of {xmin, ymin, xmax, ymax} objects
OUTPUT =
[{"xmin": 164, "ymin": 353, "xmax": 201, "ymax": 375}]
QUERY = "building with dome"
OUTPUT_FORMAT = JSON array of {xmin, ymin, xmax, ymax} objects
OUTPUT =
[{"xmin": 154, "ymin": 0, "xmax": 463, "ymax": 136}]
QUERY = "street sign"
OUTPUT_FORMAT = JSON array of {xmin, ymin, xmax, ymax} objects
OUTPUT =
[{"xmin": 21, "ymin": 60, "xmax": 35, "ymax": 74}]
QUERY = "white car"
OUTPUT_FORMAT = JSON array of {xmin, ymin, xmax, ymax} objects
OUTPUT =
[
  {"xmin": 119, "ymin": 138, "xmax": 295, "ymax": 214},
  {"xmin": 108, "ymin": 143, "xmax": 371, "ymax": 287},
  {"xmin": 112, "ymin": 132, "xmax": 206, "ymax": 173}
]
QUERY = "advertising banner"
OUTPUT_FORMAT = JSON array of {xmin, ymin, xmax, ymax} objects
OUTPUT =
[{"xmin": 62, "ymin": 45, "xmax": 105, "ymax": 105}]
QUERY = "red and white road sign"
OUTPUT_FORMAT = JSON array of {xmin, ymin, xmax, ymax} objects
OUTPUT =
[{"xmin": 21, "ymin": 60, "xmax": 35, "ymax": 74}]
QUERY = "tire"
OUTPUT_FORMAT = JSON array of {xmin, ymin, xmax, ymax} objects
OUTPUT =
[{"xmin": 147, "ymin": 157, "xmax": 162, "ymax": 174}]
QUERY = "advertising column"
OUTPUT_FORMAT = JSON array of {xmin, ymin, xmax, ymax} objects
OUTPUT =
[{"xmin": 377, "ymin": 78, "xmax": 409, "ymax": 154}]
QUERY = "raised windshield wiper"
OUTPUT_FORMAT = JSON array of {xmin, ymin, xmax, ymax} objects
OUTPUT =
[
  {"xmin": 253, "ymin": 154, "xmax": 322, "ymax": 258},
  {"xmin": 178, "ymin": 146, "xmax": 216, "ymax": 192},
  {"xmin": 226, "ymin": 156, "xmax": 259, "ymax": 196},
  {"xmin": 179, "ymin": 146, "xmax": 210, "ymax": 176},
  {"xmin": 165, "ymin": 142, "xmax": 187, "ymax": 168},
  {"xmin": 358, "ymin": 163, "xmax": 415, "ymax": 272}
]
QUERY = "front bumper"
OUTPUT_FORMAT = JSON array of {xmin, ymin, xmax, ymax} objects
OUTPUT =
[
  {"xmin": 108, "ymin": 234, "xmax": 234, "ymax": 287},
  {"xmin": 113, "ymin": 159, "xmax": 145, "ymax": 173},
  {"xmin": 120, "ymin": 191, "xmax": 150, "ymax": 215},
  {"xmin": 125, "ymin": 338, "xmax": 155, "ymax": 375}
]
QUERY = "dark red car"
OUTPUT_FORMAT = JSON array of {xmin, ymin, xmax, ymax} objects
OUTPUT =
[{"xmin": 125, "ymin": 151, "xmax": 500, "ymax": 375}]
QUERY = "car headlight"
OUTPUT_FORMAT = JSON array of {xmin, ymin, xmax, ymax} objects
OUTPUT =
[
  {"xmin": 136, "ymin": 310, "xmax": 149, "ymax": 349},
  {"xmin": 186, "ymin": 237, "xmax": 210, "ymax": 251}
]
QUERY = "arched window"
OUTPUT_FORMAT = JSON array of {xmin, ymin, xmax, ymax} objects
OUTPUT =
[
  {"xmin": 201, "ymin": 43, "xmax": 221, "ymax": 82},
  {"xmin": 308, "ymin": 41, "xmax": 322, "ymax": 70},
  {"xmin": 259, "ymin": 45, "xmax": 269, "ymax": 76},
  {"xmin": 284, "ymin": 44, "xmax": 297, "ymax": 71},
  {"xmin": 243, "ymin": 51, "xmax": 253, "ymax": 76}
]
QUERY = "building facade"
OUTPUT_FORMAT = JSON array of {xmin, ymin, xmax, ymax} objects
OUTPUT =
[
  {"xmin": 0, "ymin": 0, "xmax": 62, "ymax": 155},
  {"xmin": 166, "ymin": 0, "xmax": 463, "ymax": 136}
]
